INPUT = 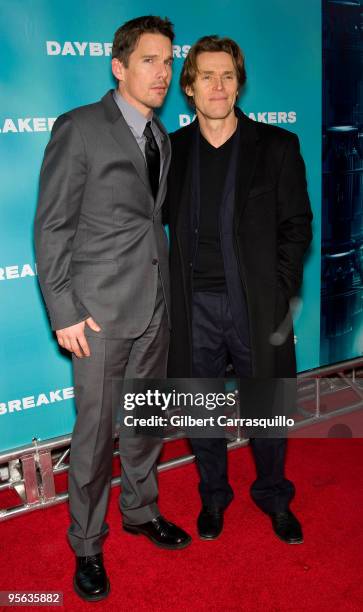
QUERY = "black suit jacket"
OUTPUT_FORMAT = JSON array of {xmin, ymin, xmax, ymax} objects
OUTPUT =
[{"xmin": 165, "ymin": 107, "xmax": 313, "ymax": 377}]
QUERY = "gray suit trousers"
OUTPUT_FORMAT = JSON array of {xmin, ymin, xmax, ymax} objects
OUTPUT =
[{"xmin": 68, "ymin": 279, "xmax": 169, "ymax": 556}]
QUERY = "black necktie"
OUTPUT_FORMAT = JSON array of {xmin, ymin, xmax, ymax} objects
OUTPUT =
[{"xmin": 144, "ymin": 121, "xmax": 160, "ymax": 200}]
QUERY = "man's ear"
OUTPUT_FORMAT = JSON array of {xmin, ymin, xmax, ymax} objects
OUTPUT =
[
  {"xmin": 185, "ymin": 84, "xmax": 194, "ymax": 98},
  {"xmin": 111, "ymin": 58, "xmax": 125, "ymax": 82}
]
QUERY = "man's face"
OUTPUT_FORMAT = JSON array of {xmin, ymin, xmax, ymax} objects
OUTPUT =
[
  {"xmin": 112, "ymin": 33, "xmax": 173, "ymax": 116},
  {"xmin": 185, "ymin": 51, "xmax": 239, "ymax": 121}
]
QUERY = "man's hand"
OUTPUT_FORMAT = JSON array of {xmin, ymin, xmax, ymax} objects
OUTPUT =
[{"xmin": 56, "ymin": 317, "xmax": 101, "ymax": 358}]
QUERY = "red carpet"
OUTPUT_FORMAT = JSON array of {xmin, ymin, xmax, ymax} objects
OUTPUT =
[{"xmin": 1, "ymin": 439, "xmax": 363, "ymax": 611}]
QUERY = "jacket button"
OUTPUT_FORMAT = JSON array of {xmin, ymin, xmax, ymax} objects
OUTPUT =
[
  {"xmin": 152, "ymin": 258, "xmax": 158, "ymax": 265},
  {"xmin": 194, "ymin": 228, "xmax": 198, "ymax": 234},
  {"xmin": 189, "ymin": 262, "xmax": 193, "ymax": 267}
]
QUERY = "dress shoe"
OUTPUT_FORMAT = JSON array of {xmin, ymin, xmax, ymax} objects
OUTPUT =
[
  {"xmin": 73, "ymin": 553, "xmax": 110, "ymax": 601},
  {"xmin": 269, "ymin": 510, "xmax": 303, "ymax": 544},
  {"xmin": 197, "ymin": 506, "xmax": 224, "ymax": 540},
  {"xmin": 123, "ymin": 516, "xmax": 192, "ymax": 549}
]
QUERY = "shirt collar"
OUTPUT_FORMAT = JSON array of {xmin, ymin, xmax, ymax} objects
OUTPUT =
[{"xmin": 113, "ymin": 89, "xmax": 153, "ymax": 138}]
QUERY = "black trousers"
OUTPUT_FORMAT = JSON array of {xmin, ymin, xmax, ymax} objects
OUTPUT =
[{"xmin": 191, "ymin": 291, "xmax": 295, "ymax": 514}]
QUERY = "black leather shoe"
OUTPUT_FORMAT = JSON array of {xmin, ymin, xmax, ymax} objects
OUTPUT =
[
  {"xmin": 269, "ymin": 510, "xmax": 304, "ymax": 544},
  {"xmin": 123, "ymin": 516, "xmax": 192, "ymax": 549},
  {"xmin": 73, "ymin": 553, "xmax": 110, "ymax": 601},
  {"xmin": 197, "ymin": 506, "xmax": 224, "ymax": 540}
]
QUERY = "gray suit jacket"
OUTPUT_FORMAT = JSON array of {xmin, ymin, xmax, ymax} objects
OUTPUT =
[{"xmin": 34, "ymin": 90, "xmax": 171, "ymax": 338}]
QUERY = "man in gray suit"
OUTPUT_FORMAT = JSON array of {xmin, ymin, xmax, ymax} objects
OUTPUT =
[{"xmin": 35, "ymin": 16, "xmax": 191, "ymax": 602}]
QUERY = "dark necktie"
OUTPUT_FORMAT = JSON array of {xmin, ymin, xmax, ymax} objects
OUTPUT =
[{"xmin": 144, "ymin": 121, "xmax": 160, "ymax": 200}]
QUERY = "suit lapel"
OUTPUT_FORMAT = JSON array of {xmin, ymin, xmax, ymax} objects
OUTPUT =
[
  {"xmin": 234, "ymin": 109, "xmax": 260, "ymax": 226},
  {"xmin": 175, "ymin": 122, "xmax": 198, "ymax": 234},
  {"xmin": 101, "ymin": 90, "xmax": 150, "ymax": 192},
  {"xmin": 110, "ymin": 116, "xmax": 150, "ymax": 191},
  {"xmin": 153, "ymin": 114, "xmax": 171, "ymax": 213}
]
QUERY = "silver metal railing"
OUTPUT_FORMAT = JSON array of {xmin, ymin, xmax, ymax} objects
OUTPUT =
[{"xmin": 1, "ymin": 358, "xmax": 362, "ymax": 521}]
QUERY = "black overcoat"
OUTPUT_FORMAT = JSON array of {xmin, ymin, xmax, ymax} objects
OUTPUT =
[{"xmin": 166, "ymin": 108, "xmax": 313, "ymax": 378}]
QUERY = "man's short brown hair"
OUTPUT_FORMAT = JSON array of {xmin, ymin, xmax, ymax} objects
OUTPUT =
[
  {"xmin": 180, "ymin": 35, "xmax": 246, "ymax": 106},
  {"xmin": 112, "ymin": 15, "xmax": 174, "ymax": 67}
]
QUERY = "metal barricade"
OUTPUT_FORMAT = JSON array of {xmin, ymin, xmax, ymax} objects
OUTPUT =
[{"xmin": 1, "ymin": 358, "xmax": 362, "ymax": 521}]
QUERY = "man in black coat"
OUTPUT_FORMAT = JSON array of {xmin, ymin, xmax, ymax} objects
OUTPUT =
[{"xmin": 166, "ymin": 35, "xmax": 312, "ymax": 543}]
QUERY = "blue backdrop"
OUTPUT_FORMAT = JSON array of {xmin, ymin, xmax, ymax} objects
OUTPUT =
[{"xmin": 0, "ymin": 0, "xmax": 321, "ymax": 451}]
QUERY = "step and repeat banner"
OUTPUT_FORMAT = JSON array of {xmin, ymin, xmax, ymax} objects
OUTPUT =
[{"xmin": 0, "ymin": 0, "xmax": 321, "ymax": 452}]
